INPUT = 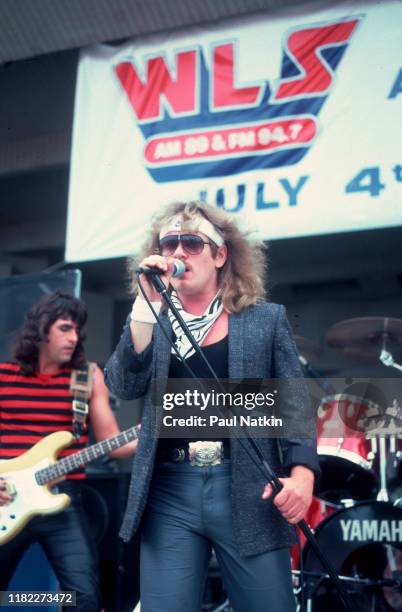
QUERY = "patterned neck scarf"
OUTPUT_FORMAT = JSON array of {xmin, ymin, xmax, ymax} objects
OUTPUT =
[{"xmin": 168, "ymin": 291, "xmax": 224, "ymax": 360}]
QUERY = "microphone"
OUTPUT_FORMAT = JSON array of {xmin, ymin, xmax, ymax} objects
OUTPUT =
[{"xmin": 136, "ymin": 259, "xmax": 186, "ymax": 279}]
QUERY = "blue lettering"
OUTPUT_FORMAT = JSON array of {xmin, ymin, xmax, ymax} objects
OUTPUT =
[
  {"xmin": 279, "ymin": 176, "xmax": 309, "ymax": 206},
  {"xmin": 388, "ymin": 68, "xmax": 402, "ymax": 99},
  {"xmin": 216, "ymin": 184, "xmax": 245, "ymax": 212},
  {"xmin": 256, "ymin": 183, "xmax": 279, "ymax": 209},
  {"xmin": 393, "ymin": 164, "xmax": 402, "ymax": 182},
  {"xmin": 345, "ymin": 167, "xmax": 385, "ymax": 197},
  {"xmin": 201, "ymin": 175, "xmax": 308, "ymax": 212}
]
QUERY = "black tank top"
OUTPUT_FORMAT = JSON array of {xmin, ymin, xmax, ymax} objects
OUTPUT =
[
  {"xmin": 157, "ymin": 335, "xmax": 228, "ymax": 454},
  {"xmin": 168, "ymin": 335, "xmax": 228, "ymax": 379}
]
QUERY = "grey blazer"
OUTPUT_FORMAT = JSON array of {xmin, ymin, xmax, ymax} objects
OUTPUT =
[{"xmin": 105, "ymin": 301, "xmax": 319, "ymax": 556}]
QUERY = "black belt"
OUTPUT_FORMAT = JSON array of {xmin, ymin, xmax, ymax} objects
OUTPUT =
[{"xmin": 157, "ymin": 440, "xmax": 230, "ymax": 466}]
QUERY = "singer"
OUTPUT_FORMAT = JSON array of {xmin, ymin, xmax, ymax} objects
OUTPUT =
[{"xmin": 105, "ymin": 201, "xmax": 319, "ymax": 612}]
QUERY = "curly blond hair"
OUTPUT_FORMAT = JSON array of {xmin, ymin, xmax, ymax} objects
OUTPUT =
[{"xmin": 128, "ymin": 201, "xmax": 268, "ymax": 313}]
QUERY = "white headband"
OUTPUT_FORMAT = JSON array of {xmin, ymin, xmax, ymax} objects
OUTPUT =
[{"xmin": 159, "ymin": 214, "xmax": 224, "ymax": 247}]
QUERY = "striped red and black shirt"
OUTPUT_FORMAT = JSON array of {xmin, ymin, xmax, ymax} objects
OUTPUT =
[{"xmin": 0, "ymin": 362, "xmax": 89, "ymax": 479}]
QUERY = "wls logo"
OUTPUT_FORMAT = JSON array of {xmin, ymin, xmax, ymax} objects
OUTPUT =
[{"xmin": 115, "ymin": 17, "xmax": 361, "ymax": 183}]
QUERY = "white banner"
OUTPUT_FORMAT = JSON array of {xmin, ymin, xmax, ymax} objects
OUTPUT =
[{"xmin": 66, "ymin": 0, "xmax": 402, "ymax": 262}]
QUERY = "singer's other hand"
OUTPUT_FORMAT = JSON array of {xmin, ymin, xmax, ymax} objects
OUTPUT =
[{"xmin": 261, "ymin": 465, "xmax": 314, "ymax": 524}]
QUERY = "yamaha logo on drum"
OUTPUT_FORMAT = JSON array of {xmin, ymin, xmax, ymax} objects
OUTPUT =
[{"xmin": 340, "ymin": 518, "xmax": 402, "ymax": 542}]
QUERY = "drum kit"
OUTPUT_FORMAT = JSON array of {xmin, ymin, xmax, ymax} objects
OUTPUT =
[
  {"xmin": 200, "ymin": 317, "xmax": 402, "ymax": 612},
  {"xmin": 292, "ymin": 317, "xmax": 402, "ymax": 611}
]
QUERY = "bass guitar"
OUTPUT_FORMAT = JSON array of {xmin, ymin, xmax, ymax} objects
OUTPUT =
[{"xmin": 0, "ymin": 425, "xmax": 139, "ymax": 545}]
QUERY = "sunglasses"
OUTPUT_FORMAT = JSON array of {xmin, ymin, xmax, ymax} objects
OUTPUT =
[{"xmin": 159, "ymin": 234, "xmax": 213, "ymax": 256}]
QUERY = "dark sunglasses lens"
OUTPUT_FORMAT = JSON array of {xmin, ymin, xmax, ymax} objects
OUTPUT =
[
  {"xmin": 181, "ymin": 235, "xmax": 205, "ymax": 254},
  {"xmin": 160, "ymin": 235, "xmax": 206, "ymax": 255},
  {"xmin": 160, "ymin": 237, "xmax": 179, "ymax": 255}
]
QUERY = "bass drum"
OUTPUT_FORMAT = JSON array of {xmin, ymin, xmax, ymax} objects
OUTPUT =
[{"xmin": 302, "ymin": 501, "xmax": 402, "ymax": 612}]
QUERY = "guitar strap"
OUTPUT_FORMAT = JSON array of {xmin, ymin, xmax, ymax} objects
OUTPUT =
[{"xmin": 70, "ymin": 362, "xmax": 96, "ymax": 439}]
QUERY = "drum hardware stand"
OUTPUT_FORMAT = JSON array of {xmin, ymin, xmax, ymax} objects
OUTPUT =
[
  {"xmin": 369, "ymin": 436, "xmax": 378, "ymax": 471},
  {"xmin": 366, "ymin": 413, "xmax": 401, "ymax": 503},
  {"xmin": 378, "ymin": 320, "xmax": 402, "ymax": 370},
  {"xmin": 388, "ymin": 428, "xmax": 402, "ymax": 507},
  {"xmin": 376, "ymin": 434, "xmax": 391, "ymax": 502},
  {"xmin": 380, "ymin": 348, "xmax": 402, "ymax": 372},
  {"xmin": 138, "ymin": 273, "xmax": 356, "ymax": 612},
  {"xmin": 380, "ymin": 328, "xmax": 402, "ymax": 371},
  {"xmin": 292, "ymin": 569, "xmax": 402, "ymax": 609},
  {"xmin": 367, "ymin": 428, "xmax": 402, "ymax": 609},
  {"xmin": 293, "ymin": 568, "xmax": 402, "ymax": 587},
  {"xmin": 293, "ymin": 572, "xmax": 326, "ymax": 612}
]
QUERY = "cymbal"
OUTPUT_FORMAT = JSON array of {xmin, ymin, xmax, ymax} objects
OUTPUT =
[
  {"xmin": 294, "ymin": 335, "xmax": 321, "ymax": 359},
  {"xmin": 326, "ymin": 317, "xmax": 402, "ymax": 361}
]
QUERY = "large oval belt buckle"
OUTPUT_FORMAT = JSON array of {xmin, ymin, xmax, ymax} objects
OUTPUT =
[{"xmin": 188, "ymin": 441, "xmax": 223, "ymax": 466}]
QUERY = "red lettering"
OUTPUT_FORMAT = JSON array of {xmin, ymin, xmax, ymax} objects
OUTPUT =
[
  {"xmin": 274, "ymin": 19, "xmax": 360, "ymax": 101},
  {"xmin": 213, "ymin": 43, "xmax": 262, "ymax": 108},
  {"xmin": 115, "ymin": 50, "xmax": 197, "ymax": 121}
]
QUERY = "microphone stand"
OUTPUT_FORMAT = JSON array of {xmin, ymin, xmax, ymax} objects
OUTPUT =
[
  {"xmin": 144, "ymin": 273, "xmax": 355, "ymax": 612},
  {"xmin": 298, "ymin": 355, "xmax": 335, "ymax": 395}
]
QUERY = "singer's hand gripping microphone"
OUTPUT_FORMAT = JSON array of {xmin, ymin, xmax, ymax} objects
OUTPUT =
[{"xmin": 136, "ymin": 259, "xmax": 186, "ymax": 278}]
